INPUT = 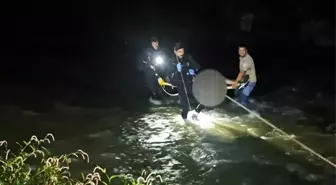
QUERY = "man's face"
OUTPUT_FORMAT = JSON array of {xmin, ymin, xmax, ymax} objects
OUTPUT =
[
  {"xmin": 152, "ymin": 41, "xmax": 159, "ymax": 50},
  {"xmin": 238, "ymin": 47, "xmax": 247, "ymax": 57},
  {"xmin": 175, "ymin": 48, "xmax": 184, "ymax": 58}
]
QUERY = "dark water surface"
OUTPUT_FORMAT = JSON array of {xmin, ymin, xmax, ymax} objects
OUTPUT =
[{"xmin": 0, "ymin": 90, "xmax": 334, "ymax": 185}]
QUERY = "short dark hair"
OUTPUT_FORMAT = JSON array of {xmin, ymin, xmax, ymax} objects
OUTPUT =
[
  {"xmin": 174, "ymin": 42, "xmax": 184, "ymax": 51},
  {"xmin": 150, "ymin": 37, "xmax": 158, "ymax": 43},
  {"xmin": 238, "ymin": 44, "xmax": 248, "ymax": 49},
  {"xmin": 238, "ymin": 45, "xmax": 248, "ymax": 52}
]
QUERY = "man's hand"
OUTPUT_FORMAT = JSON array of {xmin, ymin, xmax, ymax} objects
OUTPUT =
[
  {"xmin": 188, "ymin": 69, "xmax": 195, "ymax": 76},
  {"xmin": 176, "ymin": 63, "xmax": 182, "ymax": 72},
  {"xmin": 225, "ymin": 79, "xmax": 235, "ymax": 85},
  {"xmin": 231, "ymin": 82, "xmax": 238, "ymax": 89},
  {"xmin": 158, "ymin": 77, "xmax": 165, "ymax": 86}
]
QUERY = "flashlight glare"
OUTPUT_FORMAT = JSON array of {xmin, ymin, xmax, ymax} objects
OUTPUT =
[
  {"xmin": 187, "ymin": 111, "xmax": 215, "ymax": 129},
  {"xmin": 156, "ymin": 56, "xmax": 163, "ymax": 65}
]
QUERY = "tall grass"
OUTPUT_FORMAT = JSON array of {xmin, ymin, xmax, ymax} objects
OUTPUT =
[{"xmin": 0, "ymin": 133, "xmax": 165, "ymax": 185}]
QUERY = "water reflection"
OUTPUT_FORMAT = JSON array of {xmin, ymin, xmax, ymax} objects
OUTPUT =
[{"xmin": 49, "ymin": 103, "xmax": 335, "ymax": 184}]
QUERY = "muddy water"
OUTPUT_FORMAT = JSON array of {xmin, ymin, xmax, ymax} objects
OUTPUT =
[{"xmin": 0, "ymin": 96, "xmax": 335, "ymax": 185}]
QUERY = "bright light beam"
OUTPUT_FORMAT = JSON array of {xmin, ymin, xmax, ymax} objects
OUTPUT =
[
  {"xmin": 187, "ymin": 110, "xmax": 215, "ymax": 129},
  {"xmin": 155, "ymin": 56, "xmax": 163, "ymax": 65}
]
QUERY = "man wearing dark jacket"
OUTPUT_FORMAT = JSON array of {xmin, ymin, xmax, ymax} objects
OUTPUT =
[
  {"xmin": 137, "ymin": 37, "xmax": 173, "ymax": 105},
  {"xmin": 170, "ymin": 42, "xmax": 204, "ymax": 120}
]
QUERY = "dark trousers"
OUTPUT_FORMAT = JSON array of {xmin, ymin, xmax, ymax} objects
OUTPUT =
[
  {"xmin": 144, "ymin": 70, "xmax": 162, "ymax": 99},
  {"xmin": 176, "ymin": 80, "xmax": 205, "ymax": 119}
]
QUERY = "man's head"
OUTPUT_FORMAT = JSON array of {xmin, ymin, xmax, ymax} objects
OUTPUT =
[
  {"xmin": 238, "ymin": 46, "xmax": 248, "ymax": 57},
  {"xmin": 174, "ymin": 42, "xmax": 184, "ymax": 58},
  {"xmin": 151, "ymin": 37, "xmax": 159, "ymax": 50}
]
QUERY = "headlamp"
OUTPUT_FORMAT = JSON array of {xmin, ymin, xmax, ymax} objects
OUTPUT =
[{"xmin": 155, "ymin": 56, "xmax": 163, "ymax": 65}]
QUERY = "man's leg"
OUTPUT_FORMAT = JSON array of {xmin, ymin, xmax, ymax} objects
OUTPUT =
[
  {"xmin": 177, "ymin": 84, "xmax": 189, "ymax": 119},
  {"xmin": 155, "ymin": 79, "xmax": 165, "ymax": 99},
  {"xmin": 144, "ymin": 71, "xmax": 162, "ymax": 104},
  {"xmin": 235, "ymin": 89, "xmax": 243, "ymax": 104},
  {"xmin": 187, "ymin": 103, "xmax": 204, "ymax": 121},
  {"xmin": 145, "ymin": 71, "xmax": 157, "ymax": 95},
  {"xmin": 240, "ymin": 82, "xmax": 256, "ymax": 106},
  {"xmin": 188, "ymin": 80, "xmax": 205, "ymax": 120},
  {"xmin": 239, "ymin": 93, "xmax": 248, "ymax": 107}
]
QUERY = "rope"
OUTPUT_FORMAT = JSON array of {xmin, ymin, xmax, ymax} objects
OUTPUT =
[
  {"xmin": 176, "ymin": 55, "xmax": 192, "ymax": 111},
  {"xmin": 161, "ymin": 86, "xmax": 178, "ymax": 96},
  {"xmin": 225, "ymin": 95, "xmax": 336, "ymax": 168},
  {"xmin": 143, "ymin": 57, "xmax": 179, "ymax": 97}
]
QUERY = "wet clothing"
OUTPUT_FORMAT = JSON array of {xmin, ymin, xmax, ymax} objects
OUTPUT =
[
  {"xmin": 237, "ymin": 54, "xmax": 257, "ymax": 106},
  {"xmin": 137, "ymin": 47, "xmax": 174, "ymax": 99},
  {"xmin": 170, "ymin": 54, "xmax": 204, "ymax": 119}
]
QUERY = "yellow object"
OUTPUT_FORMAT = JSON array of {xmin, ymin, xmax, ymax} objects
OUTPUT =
[{"xmin": 158, "ymin": 78, "xmax": 165, "ymax": 86}]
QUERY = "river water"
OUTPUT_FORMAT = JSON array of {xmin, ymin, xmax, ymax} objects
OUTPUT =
[{"xmin": 0, "ymin": 89, "xmax": 335, "ymax": 185}]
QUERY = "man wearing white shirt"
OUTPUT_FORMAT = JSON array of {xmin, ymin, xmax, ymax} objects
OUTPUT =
[{"xmin": 230, "ymin": 46, "xmax": 257, "ymax": 107}]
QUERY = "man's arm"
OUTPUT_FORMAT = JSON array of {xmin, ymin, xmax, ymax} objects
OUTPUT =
[
  {"xmin": 235, "ymin": 71, "xmax": 246, "ymax": 82},
  {"xmin": 138, "ymin": 48, "xmax": 156, "ymax": 72},
  {"xmin": 232, "ymin": 60, "xmax": 250, "ymax": 88},
  {"xmin": 236, "ymin": 60, "xmax": 251, "ymax": 82},
  {"xmin": 226, "ymin": 78, "xmax": 235, "ymax": 85}
]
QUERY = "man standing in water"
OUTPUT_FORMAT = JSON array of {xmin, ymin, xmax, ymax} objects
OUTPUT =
[
  {"xmin": 170, "ymin": 42, "xmax": 204, "ymax": 120},
  {"xmin": 137, "ymin": 37, "xmax": 172, "ymax": 105},
  {"xmin": 231, "ymin": 46, "xmax": 257, "ymax": 107}
]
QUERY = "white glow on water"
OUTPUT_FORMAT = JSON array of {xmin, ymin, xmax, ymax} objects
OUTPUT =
[{"xmin": 187, "ymin": 110, "xmax": 216, "ymax": 129}]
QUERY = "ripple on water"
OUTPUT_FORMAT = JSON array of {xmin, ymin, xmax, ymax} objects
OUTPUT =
[
  {"xmin": 80, "ymin": 105, "xmax": 335, "ymax": 184},
  {"xmin": 124, "ymin": 110, "xmax": 210, "ymax": 181}
]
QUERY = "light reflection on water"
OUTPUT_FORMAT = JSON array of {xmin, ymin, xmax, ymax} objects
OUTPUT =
[{"xmin": 51, "ymin": 103, "xmax": 335, "ymax": 185}]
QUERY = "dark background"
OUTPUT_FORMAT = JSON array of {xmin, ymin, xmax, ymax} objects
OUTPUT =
[{"xmin": 0, "ymin": 1, "xmax": 334, "ymax": 110}]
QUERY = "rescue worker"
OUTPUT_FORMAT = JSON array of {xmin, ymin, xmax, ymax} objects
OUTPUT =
[
  {"xmin": 137, "ymin": 37, "xmax": 173, "ymax": 105},
  {"xmin": 231, "ymin": 46, "xmax": 257, "ymax": 107},
  {"xmin": 170, "ymin": 42, "xmax": 205, "ymax": 120}
]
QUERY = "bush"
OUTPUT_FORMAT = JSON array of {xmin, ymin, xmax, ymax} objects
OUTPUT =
[{"xmin": 0, "ymin": 134, "xmax": 165, "ymax": 185}]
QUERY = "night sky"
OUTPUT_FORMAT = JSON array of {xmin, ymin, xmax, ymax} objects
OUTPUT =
[{"xmin": 0, "ymin": 1, "xmax": 334, "ymax": 106}]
